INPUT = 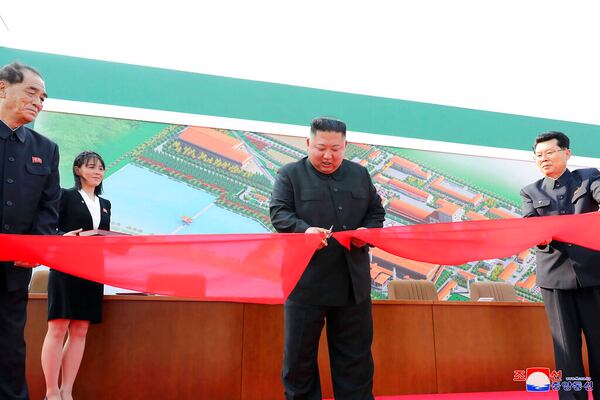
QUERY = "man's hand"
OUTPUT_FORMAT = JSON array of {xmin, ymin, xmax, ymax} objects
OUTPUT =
[
  {"xmin": 64, "ymin": 228, "xmax": 83, "ymax": 236},
  {"xmin": 350, "ymin": 227, "xmax": 368, "ymax": 248},
  {"xmin": 306, "ymin": 227, "xmax": 329, "ymax": 250},
  {"xmin": 14, "ymin": 261, "xmax": 38, "ymax": 268}
]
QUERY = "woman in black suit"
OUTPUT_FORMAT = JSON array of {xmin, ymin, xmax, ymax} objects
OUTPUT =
[{"xmin": 41, "ymin": 151, "xmax": 111, "ymax": 400}]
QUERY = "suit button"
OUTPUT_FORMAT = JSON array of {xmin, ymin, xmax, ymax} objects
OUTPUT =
[
  {"xmin": 333, "ymin": 188, "xmax": 339, "ymax": 192},
  {"xmin": 6, "ymin": 178, "xmax": 14, "ymax": 184},
  {"xmin": 338, "ymin": 206, "xmax": 343, "ymax": 211},
  {"xmin": 560, "ymin": 210, "xmax": 566, "ymax": 214},
  {"xmin": 8, "ymin": 156, "xmax": 15, "ymax": 162},
  {"xmin": 342, "ymin": 225, "xmax": 347, "ymax": 229},
  {"xmin": 3, "ymin": 224, "xmax": 9, "ymax": 230},
  {"xmin": 558, "ymin": 195, "xmax": 564, "ymax": 200},
  {"xmin": 5, "ymin": 201, "xmax": 13, "ymax": 206}
]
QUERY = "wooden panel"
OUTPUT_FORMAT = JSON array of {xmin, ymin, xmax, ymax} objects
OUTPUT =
[
  {"xmin": 25, "ymin": 296, "xmax": 565, "ymax": 398},
  {"xmin": 239, "ymin": 304, "xmax": 332, "ymax": 400},
  {"xmin": 372, "ymin": 301, "xmax": 437, "ymax": 395},
  {"xmin": 240, "ymin": 304, "xmax": 285, "ymax": 400},
  {"xmin": 433, "ymin": 302, "xmax": 555, "ymax": 393},
  {"xmin": 239, "ymin": 301, "xmax": 437, "ymax": 398},
  {"xmin": 26, "ymin": 296, "xmax": 244, "ymax": 400}
]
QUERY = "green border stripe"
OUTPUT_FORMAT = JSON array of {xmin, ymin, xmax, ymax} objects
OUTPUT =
[{"xmin": 3, "ymin": 46, "xmax": 600, "ymax": 157}]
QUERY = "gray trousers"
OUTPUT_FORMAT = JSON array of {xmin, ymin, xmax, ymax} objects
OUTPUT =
[{"xmin": 542, "ymin": 286, "xmax": 600, "ymax": 400}]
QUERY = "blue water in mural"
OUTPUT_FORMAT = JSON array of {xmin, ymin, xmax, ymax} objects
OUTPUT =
[{"xmin": 103, "ymin": 164, "xmax": 269, "ymax": 234}]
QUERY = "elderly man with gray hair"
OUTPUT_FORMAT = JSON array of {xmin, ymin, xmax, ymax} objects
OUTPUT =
[{"xmin": 0, "ymin": 61, "xmax": 60, "ymax": 400}]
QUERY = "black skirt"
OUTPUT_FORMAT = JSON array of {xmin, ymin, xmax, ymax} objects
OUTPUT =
[{"xmin": 47, "ymin": 269, "xmax": 104, "ymax": 324}]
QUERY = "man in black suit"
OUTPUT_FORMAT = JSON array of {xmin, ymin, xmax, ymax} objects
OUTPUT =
[
  {"xmin": 270, "ymin": 117, "xmax": 385, "ymax": 400},
  {"xmin": 521, "ymin": 131, "xmax": 600, "ymax": 399},
  {"xmin": 0, "ymin": 62, "xmax": 60, "ymax": 400}
]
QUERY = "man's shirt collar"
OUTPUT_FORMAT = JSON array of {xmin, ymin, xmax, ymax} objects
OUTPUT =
[
  {"xmin": 306, "ymin": 157, "xmax": 346, "ymax": 181},
  {"xmin": 544, "ymin": 169, "xmax": 571, "ymax": 190},
  {"xmin": 0, "ymin": 120, "xmax": 27, "ymax": 143}
]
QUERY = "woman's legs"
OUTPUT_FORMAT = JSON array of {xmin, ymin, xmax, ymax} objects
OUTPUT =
[
  {"xmin": 59, "ymin": 320, "xmax": 90, "ymax": 400},
  {"xmin": 41, "ymin": 319, "xmax": 70, "ymax": 400}
]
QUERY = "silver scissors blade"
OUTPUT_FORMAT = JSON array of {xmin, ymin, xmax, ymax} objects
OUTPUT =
[{"xmin": 326, "ymin": 225, "xmax": 334, "ymax": 239}]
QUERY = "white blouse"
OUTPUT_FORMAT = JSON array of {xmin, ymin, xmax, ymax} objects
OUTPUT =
[{"xmin": 78, "ymin": 189, "xmax": 101, "ymax": 230}]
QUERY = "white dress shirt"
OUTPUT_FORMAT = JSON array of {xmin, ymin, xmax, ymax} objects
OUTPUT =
[{"xmin": 78, "ymin": 189, "xmax": 101, "ymax": 230}]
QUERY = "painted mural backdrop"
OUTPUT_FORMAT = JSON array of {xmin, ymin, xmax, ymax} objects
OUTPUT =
[{"xmin": 35, "ymin": 111, "xmax": 543, "ymax": 302}]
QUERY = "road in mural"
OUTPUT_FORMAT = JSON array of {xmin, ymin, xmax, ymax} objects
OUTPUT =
[{"xmin": 34, "ymin": 111, "xmax": 544, "ymax": 302}]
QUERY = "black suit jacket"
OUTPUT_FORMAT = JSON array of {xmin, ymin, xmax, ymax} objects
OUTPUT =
[
  {"xmin": 0, "ymin": 123, "xmax": 60, "ymax": 291},
  {"xmin": 521, "ymin": 168, "xmax": 600, "ymax": 289},
  {"xmin": 59, "ymin": 188, "xmax": 111, "ymax": 233},
  {"xmin": 270, "ymin": 157, "xmax": 386, "ymax": 305}
]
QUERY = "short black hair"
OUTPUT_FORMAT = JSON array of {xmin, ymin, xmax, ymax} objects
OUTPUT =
[
  {"xmin": 0, "ymin": 62, "xmax": 43, "ymax": 84},
  {"xmin": 310, "ymin": 117, "xmax": 346, "ymax": 137},
  {"xmin": 533, "ymin": 131, "xmax": 570, "ymax": 151},
  {"xmin": 73, "ymin": 151, "xmax": 106, "ymax": 196}
]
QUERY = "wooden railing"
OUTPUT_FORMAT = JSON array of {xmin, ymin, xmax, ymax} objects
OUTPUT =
[{"xmin": 25, "ymin": 296, "xmax": 565, "ymax": 399}]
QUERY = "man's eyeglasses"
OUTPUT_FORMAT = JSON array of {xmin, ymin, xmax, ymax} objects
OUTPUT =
[{"xmin": 533, "ymin": 148, "xmax": 566, "ymax": 161}]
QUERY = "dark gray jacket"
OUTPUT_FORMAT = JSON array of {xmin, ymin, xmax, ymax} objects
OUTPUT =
[
  {"xmin": 521, "ymin": 168, "xmax": 600, "ymax": 289},
  {"xmin": 0, "ymin": 122, "xmax": 60, "ymax": 291},
  {"xmin": 270, "ymin": 157, "xmax": 385, "ymax": 305}
]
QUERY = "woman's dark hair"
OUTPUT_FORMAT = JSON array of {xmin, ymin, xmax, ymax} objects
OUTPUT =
[{"xmin": 73, "ymin": 151, "xmax": 106, "ymax": 196}]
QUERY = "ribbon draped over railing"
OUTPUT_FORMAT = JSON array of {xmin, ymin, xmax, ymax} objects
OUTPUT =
[{"xmin": 1, "ymin": 212, "xmax": 599, "ymax": 303}]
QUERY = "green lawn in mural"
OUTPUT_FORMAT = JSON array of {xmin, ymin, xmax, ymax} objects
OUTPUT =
[
  {"xmin": 34, "ymin": 112, "xmax": 168, "ymax": 187},
  {"xmin": 33, "ymin": 110, "xmax": 543, "ymax": 302}
]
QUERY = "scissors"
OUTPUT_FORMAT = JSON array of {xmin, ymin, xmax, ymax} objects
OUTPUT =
[{"xmin": 326, "ymin": 225, "xmax": 334, "ymax": 239}]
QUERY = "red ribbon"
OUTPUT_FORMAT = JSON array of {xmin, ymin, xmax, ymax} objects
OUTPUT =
[
  {"xmin": 334, "ymin": 212, "xmax": 600, "ymax": 264},
  {"xmin": 0, "ymin": 233, "xmax": 321, "ymax": 304},
  {"xmin": 2, "ymin": 213, "xmax": 599, "ymax": 303}
]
